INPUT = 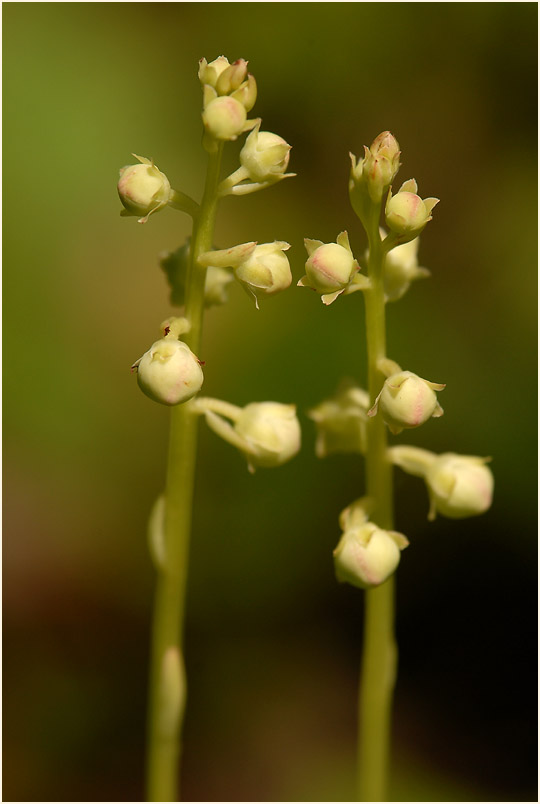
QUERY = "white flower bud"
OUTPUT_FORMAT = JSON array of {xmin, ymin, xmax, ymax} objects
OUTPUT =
[
  {"xmin": 369, "ymin": 370, "xmax": 445, "ymax": 435},
  {"xmin": 334, "ymin": 521, "xmax": 408, "ymax": 589},
  {"xmin": 362, "ymin": 131, "xmax": 401, "ymax": 202},
  {"xmin": 235, "ymin": 402, "xmax": 301, "ymax": 469},
  {"xmin": 118, "ymin": 155, "xmax": 172, "ymax": 223},
  {"xmin": 385, "ymin": 179, "xmax": 439, "ymax": 241},
  {"xmin": 425, "ymin": 453, "xmax": 494, "ymax": 520},
  {"xmin": 240, "ymin": 123, "xmax": 292, "ymax": 182},
  {"xmin": 308, "ymin": 384, "xmax": 370, "ymax": 458},
  {"xmin": 234, "ymin": 242, "xmax": 292, "ymax": 305},
  {"xmin": 198, "ymin": 56, "xmax": 230, "ymax": 88},
  {"xmin": 199, "ymin": 242, "xmax": 291, "ymax": 307},
  {"xmin": 133, "ymin": 338, "xmax": 203, "ymax": 406},
  {"xmin": 197, "ymin": 398, "xmax": 301, "ymax": 472},
  {"xmin": 381, "ymin": 231, "xmax": 430, "ymax": 302},
  {"xmin": 298, "ymin": 231, "xmax": 359, "ymax": 305},
  {"xmin": 202, "ymin": 96, "xmax": 252, "ymax": 141}
]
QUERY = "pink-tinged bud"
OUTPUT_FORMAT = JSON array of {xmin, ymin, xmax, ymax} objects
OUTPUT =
[
  {"xmin": 132, "ymin": 338, "xmax": 203, "ymax": 406},
  {"xmin": 425, "ymin": 453, "xmax": 494, "ymax": 520},
  {"xmin": 202, "ymin": 96, "xmax": 250, "ymax": 141},
  {"xmin": 385, "ymin": 179, "xmax": 439, "ymax": 240},
  {"xmin": 215, "ymin": 59, "xmax": 249, "ymax": 95},
  {"xmin": 368, "ymin": 370, "xmax": 445, "ymax": 435},
  {"xmin": 370, "ymin": 131, "xmax": 400, "ymax": 162},
  {"xmin": 117, "ymin": 155, "xmax": 172, "ymax": 223},
  {"xmin": 298, "ymin": 231, "xmax": 359, "ymax": 305},
  {"xmin": 363, "ymin": 131, "xmax": 401, "ymax": 202},
  {"xmin": 333, "ymin": 521, "xmax": 408, "ymax": 589}
]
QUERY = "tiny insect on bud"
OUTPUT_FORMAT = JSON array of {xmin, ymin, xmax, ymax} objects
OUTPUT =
[{"xmin": 132, "ymin": 338, "xmax": 203, "ymax": 406}]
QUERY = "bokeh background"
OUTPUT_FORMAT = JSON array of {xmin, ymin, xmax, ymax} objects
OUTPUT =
[{"xmin": 3, "ymin": 3, "xmax": 537, "ymax": 802}]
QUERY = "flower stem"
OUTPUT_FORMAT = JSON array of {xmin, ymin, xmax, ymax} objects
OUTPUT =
[
  {"xmin": 357, "ymin": 205, "xmax": 397, "ymax": 802},
  {"xmin": 146, "ymin": 143, "xmax": 224, "ymax": 803}
]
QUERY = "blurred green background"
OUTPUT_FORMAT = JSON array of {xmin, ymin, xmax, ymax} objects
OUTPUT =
[{"xmin": 3, "ymin": 3, "xmax": 537, "ymax": 801}]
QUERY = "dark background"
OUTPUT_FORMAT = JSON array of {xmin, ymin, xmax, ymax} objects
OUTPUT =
[{"xmin": 3, "ymin": 3, "xmax": 537, "ymax": 801}]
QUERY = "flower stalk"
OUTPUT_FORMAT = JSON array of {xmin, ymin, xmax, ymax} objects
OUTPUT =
[{"xmin": 146, "ymin": 142, "xmax": 223, "ymax": 802}]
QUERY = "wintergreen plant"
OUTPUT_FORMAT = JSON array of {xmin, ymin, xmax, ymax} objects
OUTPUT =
[
  {"xmin": 118, "ymin": 56, "xmax": 298, "ymax": 802},
  {"xmin": 304, "ymin": 131, "xmax": 494, "ymax": 801}
]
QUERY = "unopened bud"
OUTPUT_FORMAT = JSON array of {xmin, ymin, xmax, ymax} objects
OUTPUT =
[
  {"xmin": 369, "ymin": 370, "xmax": 445, "ymax": 435},
  {"xmin": 231, "ymin": 74, "xmax": 257, "ymax": 112},
  {"xmin": 298, "ymin": 232, "xmax": 359, "ymax": 305},
  {"xmin": 425, "ymin": 453, "xmax": 494, "ymax": 520},
  {"xmin": 385, "ymin": 179, "xmax": 439, "ymax": 241},
  {"xmin": 118, "ymin": 155, "xmax": 172, "ymax": 223},
  {"xmin": 308, "ymin": 384, "xmax": 370, "ymax": 457},
  {"xmin": 199, "ymin": 242, "xmax": 291, "ymax": 307},
  {"xmin": 202, "ymin": 96, "xmax": 254, "ymax": 141},
  {"xmin": 363, "ymin": 131, "xmax": 401, "ymax": 202},
  {"xmin": 198, "ymin": 56, "xmax": 230, "ymax": 88},
  {"xmin": 216, "ymin": 59, "xmax": 248, "ymax": 95},
  {"xmin": 234, "ymin": 242, "xmax": 292, "ymax": 305},
  {"xmin": 381, "ymin": 231, "xmax": 430, "ymax": 302},
  {"xmin": 240, "ymin": 123, "xmax": 292, "ymax": 182},
  {"xmin": 235, "ymin": 402, "xmax": 301, "ymax": 469},
  {"xmin": 334, "ymin": 521, "xmax": 408, "ymax": 589},
  {"xmin": 132, "ymin": 338, "xmax": 203, "ymax": 406}
]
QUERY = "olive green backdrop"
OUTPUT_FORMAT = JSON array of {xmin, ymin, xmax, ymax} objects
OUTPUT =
[{"xmin": 3, "ymin": 3, "xmax": 537, "ymax": 801}]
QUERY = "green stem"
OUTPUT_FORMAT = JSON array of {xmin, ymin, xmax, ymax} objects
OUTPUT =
[
  {"xmin": 357, "ymin": 204, "xmax": 397, "ymax": 802},
  {"xmin": 146, "ymin": 143, "xmax": 224, "ymax": 802}
]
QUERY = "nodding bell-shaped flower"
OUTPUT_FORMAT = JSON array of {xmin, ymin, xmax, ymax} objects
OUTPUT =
[
  {"xmin": 195, "ymin": 398, "xmax": 301, "ymax": 473},
  {"xmin": 239, "ymin": 123, "xmax": 293, "ymax": 183},
  {"xmin": 308, "ymin": 383, "xmax": 370, "ymax": 458},
  {"xmin": 368, "ymin": 370, "xmax": 445, "ymax": 435},
  {"xmin": 425, "ymin": 453, "xmax": 494, "ymax": 521},
  {"xmin": 132, "ymin": 333, "xmax": 203, "ymax": 406},
  {"xmin": 333, "ymin": 499, "xmax": 408, "ymax": 589},
  {"xmin": 118, "ymin": 155, "xmax": 172, "ymax": 223},
  {"xmin": 298, "ymin": 232, "xmax": 360, "ymax": 305},
  {"xmin": 198, "ymin": 241, "xmax": 292, "ymax": 308},
  {"xmin": 385, "ymin": 180, "xmax": 439, "ymax": 242},
  {"xmin": 381, "ymin": 229, "xmax": 430, "ymax": 302}
]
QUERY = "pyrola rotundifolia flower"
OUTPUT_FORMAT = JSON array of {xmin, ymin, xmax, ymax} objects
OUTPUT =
[
  {"xmin": 118, "ymin": 154, "xmax": 172, "ymax": 223},
  {"xmin": 369, "ymin": 370, "xmax": 445, "ymax": 435},
  {"xmin": 425, "ymin": 453, "xmax": 494, "ymax": 520},
  {"xmin": 385, "ymin": 179, "xmax": 439, "ymax": 241},
  {"xmin": 132, "ymin": 338, "xmax": 203, "ymax": 406},
  {"xmin": 298, "ymin": 231, "xmax": 359, "ymax": 305}
]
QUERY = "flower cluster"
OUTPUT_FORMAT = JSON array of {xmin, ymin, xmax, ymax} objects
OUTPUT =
[{"xmin": 303, "ymin": 130, "xmax": 492, "ymax": 590}]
